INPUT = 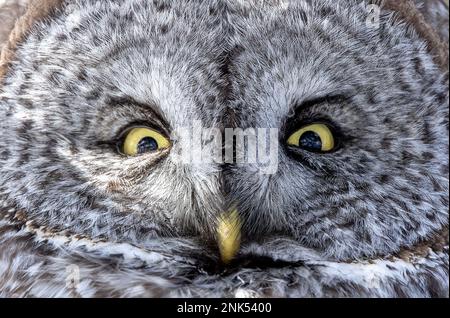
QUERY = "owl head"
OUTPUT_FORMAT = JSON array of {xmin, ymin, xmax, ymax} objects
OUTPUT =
[{"xmin": 0, "ymin": 0, "xmax": 448, "ymax": 271}]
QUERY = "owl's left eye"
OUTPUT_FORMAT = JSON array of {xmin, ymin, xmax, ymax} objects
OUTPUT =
[
  {"xmin": 287, "ymin": 123, "xmax": 335, "ymax": 153},
  {"xmin": 121, "ymin": 127, "xmax": 171, "ymax": 156}
]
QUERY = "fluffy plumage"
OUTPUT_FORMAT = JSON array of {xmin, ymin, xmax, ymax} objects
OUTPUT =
[{"xmin": 0, "ymin": 0, "xmax": 448, "ymax": 297}]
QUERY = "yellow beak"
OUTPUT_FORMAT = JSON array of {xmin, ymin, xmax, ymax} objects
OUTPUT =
[{"xmin": 217, "ymin": 209, "xmax": 241, "ymax": 264}]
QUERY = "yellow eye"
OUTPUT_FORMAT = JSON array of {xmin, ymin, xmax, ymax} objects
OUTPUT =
[
  {"xmin": 287, "ymin": 123, "xmax": 335, "ymax": 153},
  {"xmin": 122, "ymin": 127, "xmax": 170, "ymax": 156}
]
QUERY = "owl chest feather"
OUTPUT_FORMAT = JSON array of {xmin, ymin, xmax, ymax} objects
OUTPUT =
[{"xmin": 0, "ymin": 212, "xmax": 448, "ymax": 298}]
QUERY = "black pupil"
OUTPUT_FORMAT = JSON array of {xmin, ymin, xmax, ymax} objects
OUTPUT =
[
  {"xmin": 299, "ymin": 131, "xmax": 322, "ymax": 151},
  {"xmin": 137, "ymin": 137, "xmax": 159, "ymax": 154}
]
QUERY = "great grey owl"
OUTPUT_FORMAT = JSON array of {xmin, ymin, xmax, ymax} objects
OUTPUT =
[{"xmin": 0, "ymin": 0, "xmax": 448, "ymax": 298}]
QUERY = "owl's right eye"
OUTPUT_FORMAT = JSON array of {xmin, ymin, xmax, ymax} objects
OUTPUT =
[{"xmin": 120, "ymin": 127, "xmax": 171, "ymax": 156}]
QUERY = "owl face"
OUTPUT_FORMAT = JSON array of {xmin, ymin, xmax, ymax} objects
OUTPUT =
[{"xmin": 0, "ymin": 0, "xmax": 448, "ymax": 268}]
